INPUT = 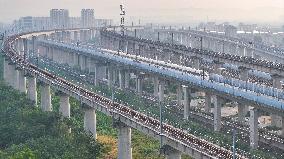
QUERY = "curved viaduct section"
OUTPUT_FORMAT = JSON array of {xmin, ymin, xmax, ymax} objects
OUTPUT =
[
  {"xmin": 148, "ymin": 28, "xmax": 284, "ymax": 63},
  {"xmin": 1, "ymin": 30, "xmax": 247, "ymax": 158},
  {"xmin": 102, "ymin": 30, "xmax": 284, "ymax": 77},
  {"xmin": 32, "ymin": 28, "xmax": 284, "ymax": 153}
]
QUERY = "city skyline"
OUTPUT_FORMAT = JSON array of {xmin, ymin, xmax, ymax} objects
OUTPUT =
[{"xmin": 0, "ymin": 0, "xmax": 283, "ymax": 25}]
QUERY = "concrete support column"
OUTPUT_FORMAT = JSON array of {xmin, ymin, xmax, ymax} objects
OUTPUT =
[
  {"xmin": 213, "ymin": 95, "xmax": 223, "ymax": 131},
  {"xmin": 3, "ymin": 59, "xmax": 8, "ymax": 82},
  {"xmin": 153, "ymin": 76, "xmax": 159, "ymax": 97},
  {"xmin": 107, "ymin": 65, "xmax": 114, "ymax": 88},
  {"xmin": 73, "ymin": 31, "xmax": 78, "ymax": 42},
  {"xmin": 212, "ymin": 61, "xmax": 224, "ymax": 74},
  {"xmin": 271, "ymin": 74, "xmax": 283, "ymax": 127},
  {"xmin": 271, "ymin": 115, "xmax": 282, "ymax": 128},
  {"xmin": 176, "ymin": 84, "xmax": 182, "ymax": 106},
  {"xmin": 136, "ymin": 75, "xmax": 143, "ymax": 94},
  {"xmin": 79, "ymin": 55, "xmax": 86, "ymax": 71},
  {"xmin": 12, "ymin": 65, "xmax": 19, "ymax": 90},
  {"xmin": 119, "ymin": 69, "xmax": 125, "ymax": 89},
  {"xmin": 250, "ymin": 108, "xmax": 259, "ymax": 149},
  {"xmin": 18, "ymin": 70, "xmax": 27, "ymax": 93},
  {"xmin": 124, "ymin": 70, "xmax": 130, "ymax": 89},
  {"xmin": 204, "ymin": 93, "xmax": 211, "ymax": 113},
  {"xmin": 246, "ymin": 48, "xmax": 253, "ymax": 57},
  {"xmin": 165, "ymin": 148, "xmax": 182, "ymax": 159},
  {"xmin": 73, "ymin": 53, "xmax": 79, "ymax": 67},
  {"xmin": 40, "ymin": 84, "xmax": 52, "ymax": 112},
  {"xmin": 159, "ymin": 81, "xmax": 165, "ymax": 102},
  {"xmin": 84, "ymin": 108, "xmax": 96, "ymax": 138},
  {"xmin": 23, "ymin": 38, "xmax": 28, "ymax": 58},
  {"xmin": 281, "ymin": 117, "xmax": 284, "ymax": 137},
  {"xmin": 238, "ymin": 105, "xmax": 248, "ymax": 123},
  {"xmin": 117, "ymin": 123, "xmax": 132, "ymax": 159},
  {"xmin": 80, "ymin": 30, "xmax": 84, "ymax": 42},
  {"xmin": 27, "ymin": 76, "xmax": 37, "ymax": 105},
  {"xmin": 5, "ymin": 62, "xmax": 13, "ymax": 86},
  {"xmin": 272, "ymin": 75, "xmax": 282, "ymax": 89},
  {"xmin": 239, "ymin": 66, "xmax": 250, "ymax": 81},
  {"xmin": 59, "ymin": 93, "xmax": 70, "ymax": 118},
  {"xmin": 93, "ymin": 64, "xmax": 105, "ymax": 86},
  {"xmin": 191, "ymin": 56, "xmax": 200, "ymax": 69},
  {"xmin": 183, "ymin": 86, "xmax": 191, "ymax": 120}
]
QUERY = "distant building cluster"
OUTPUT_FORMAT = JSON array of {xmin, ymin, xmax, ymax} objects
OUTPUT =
[
  {"xmin": 50, "ymin": 9, "xmax": 70, "ymax": 29},
  {"xmin": 198, "ymin": 22, "xmax": 237, "ymax": 37},
  {"xmin": 81, "ymin": 9, "xmax": 94, "ymax": 28},
  {"xmin": 12, "ymin": 9, "xmax": 113, "ymax": 31}
]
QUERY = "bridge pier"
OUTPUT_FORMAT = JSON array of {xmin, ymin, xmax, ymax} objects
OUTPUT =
[
  {"xmin": 238, "ymin": 66, "xmax": 249, "ymax": 81},
  {"xmin": 3, "ymin": 58, "xmax": 8, "ymax": 82},
  {"xmin": 119, "ymin": 69, "xmax": 125, "ymax": 89},
  {"xmin": 80, "ymin": 30, "xmax": 85, "ymax": 42},
  {"xmin": 92, "ymin": 64, "xmax": 105, "ymax": 86},
  {"xmin": 12, "ymin": 65, "xmax": 19, "ymax": 90},
  {"xmin": 73, "ymin": 31, "xmax": 79, "ymax": 42},
  {"xmin": 213, "ymin": 95, "xmax": 224, "ymax": 131},
  {"xmin": 212, "ymin": 61, "xmax": 224, "ymax": 74},
  {"xmin": 183, "ymin": 85, "xmax": 191, "ymax": 120},
  {"xmin": 238, "ymin": 67, "xmax": 250, "ymax": 123},
  {"xmin": 136, "ymin": 74, "xmax": 143, "ymax": 95},
  {"xmin": 153, "ymin": 76, "xmax": 159, "ymax": 97},
  {"xmin": 238, "ymin": 104, "xmax": 248, "ymax": 123},
  {"xmin": 271, "ymin": 74, "xmax": 283, "ymax": 128},
  {"xmin": 107, "ymin": 65, "xmax": 115, "ymax": 88},
  {"xmin": 246, "ymin": 48, "xmax": 253, "ymax": 57},
  {"xmin": 17, "ymin": 38, "xmax": 24, "ymax": 55},
  {"xmin": 250, "ymin": 108, "xmax": 259, "ymax": 149},
  {"xmin": 27, "ymin": 76, "xmax": 37, "ymax": 105},
  {"xmin": 204, "ymin": 92, "xmax": 211, "ymax": 113},
  {"xmin": 240, "ymin": 46, "xmax": 246, "ymax": 56},
  {"xmin": 18, "ymin": 70, "xmax": 27, "ymax": 93},
  {"xmin": 79, "ymin": 55, "xmax": 87, "ymax": 71},
  {"xmin": 5, "ymin": 61, "xmax": 14, "ymax": 87},
  {"xmin": 72, "ymin": 53, "xmax": 79, "ymax": 67},
  {"xmin": 84, "ymin": 107, "xmax": 97, "ymax": 138},
  {"xmin": 281, "ymin": 118, "xmax": 284, "ymax": 137},
  {"xmin": 40, "ymin": 83, "xmax": 52, "ymax": 111},
  {"xmin": 191, "ymin": 56, "xmax": 200, "ymax": 69},
  {"xmin": 59, "ymin": 93, "xmax": 70, "ymax": 118},
  {"xmin": 124, "ymin": 70, "xmax": 130, "ymax": 89},
  {"xmin": 159, "ymin": 81, "xmax": 165, "ymax": 102},
  {"xmin": 176, "ymin": 84, "xmax": 182, "ymax": 106},
  {"xmin": 117, "ymin": 122, "xmax": 132, "ymax": 159},
  {"xmin": 165, "ymin": 147, "xmax": 182, "ymax": 159}
]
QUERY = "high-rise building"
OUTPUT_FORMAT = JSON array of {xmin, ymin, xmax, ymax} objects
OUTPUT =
[
  {"xmin": 14, "ymin": 16, "xmax": 34, "ymax": 30},
  {"xmin": 50, "ymin": 9, "xmax": 70, "ymax": 29},
  {"xmin": 33, "ymin": 17, "xmax": 51, "ymax": 30},
  {"xmin": 81, "ymin": 9, "xmax": 94, "ymax": 28}
]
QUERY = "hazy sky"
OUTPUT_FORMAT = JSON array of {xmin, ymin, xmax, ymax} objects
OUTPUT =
[{"xmin": 0, "ymin": 0, "xmax": 283, "ymax": 25}]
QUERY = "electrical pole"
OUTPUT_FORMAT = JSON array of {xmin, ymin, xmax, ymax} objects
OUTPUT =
[
  {"xmin": 232, "ymin": 127, "xmax": 236, "ymax": 159},
  {"xmin": 159, "ymin": 96, "xmax": 163, "ymax": 153},
  {"xmin": 119, "ymin": 3, "xmax": 126, "ymax": 54},
  {"xmin": 171, "ymin": 33, "xmax": 174, "ymax": 45},
  {"xmin": 200, "ymin": 37, "xmax": 203, "ymax": 50}
]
